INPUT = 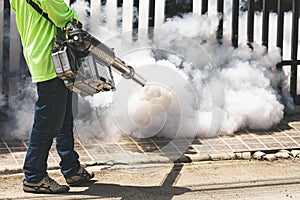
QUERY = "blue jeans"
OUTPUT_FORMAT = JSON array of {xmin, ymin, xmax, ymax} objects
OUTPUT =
[{"xmin": 23, "ymin": 78, "xmax": 80, "ymax": 183}]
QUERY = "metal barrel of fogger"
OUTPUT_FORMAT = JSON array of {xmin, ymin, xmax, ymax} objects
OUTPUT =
[
  {"xmin": 111, "ymin": 58, "xmax": 146, "ymax": 86},
  {"xmin": 88, "ymin": 39, "xmax": 146, "ymax": 87}
]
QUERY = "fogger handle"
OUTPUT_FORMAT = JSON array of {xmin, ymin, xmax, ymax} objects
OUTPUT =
[{"xmin": 112, "ymin": 58, "xmax": 146, "ymax": 87}]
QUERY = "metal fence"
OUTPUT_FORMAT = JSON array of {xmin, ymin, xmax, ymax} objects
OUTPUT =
[{"xmin": 1, "ymin": 0, "xmax": 300, "ymax": 110}]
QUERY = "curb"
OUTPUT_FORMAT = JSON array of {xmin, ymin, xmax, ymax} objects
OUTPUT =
[
  {"xmin": 186, "ymin": 149, "xmax": 300, "ymax": 162},
  {"xmin": 1, "ymin": 149, "xmax": 300, "ymax": 175}
]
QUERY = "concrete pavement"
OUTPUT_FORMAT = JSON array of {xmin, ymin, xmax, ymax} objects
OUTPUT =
[
  {"xmin": 1, "ymin": 160, "xmax": 300, "ymax": 199},
  {"xmin": 1, "ymin": 115, "xmax": 300, "ymax": 199},
  {"xmin": 2, "ymin": 113, "xmax": 300, "ymax": 173}
]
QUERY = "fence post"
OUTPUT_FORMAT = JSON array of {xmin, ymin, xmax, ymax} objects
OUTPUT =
[
  {"xmin": 247, "ymin": 0, "xmax": 254, "ymax": 47},
  {"xmin": 290, "ymin": 0, "xmax": 299, "ymax": 100},
  {"xmin": 232, "ymin": 0, "xmax": 239, "ymax": 48},
  {"xmin": 291, "ymin": 0, "xmax": 299, "ymax": 62},
  {"xmin": 262, "ymin": 0, "xmax": 269, "ymax": 48},
  {"xmin": 201, "ymin": 0, "xmax": 208, "ymax": 15},
  {"xmin": 276, "ymin": 0, "xmax": 284, "ymax": 82},
  {"xmin": 0, "ymin": 0, "xmax": 3, "ymax": 88},
  {"xmin": 276, "ymin": 0, "xmax": 284, "ymax": 52},
  {"xmin": 2, "ymin": 0, "xmax": 10, "ymax": 111},
  {"xmin": 216, "ymin": 0, "xmax": 224, "ymax": 43}
]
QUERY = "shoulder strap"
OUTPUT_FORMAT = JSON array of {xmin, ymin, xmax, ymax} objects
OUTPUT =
[{"xmin": 26, "ymin": 0, "xmax": 54, "ymax": 24}]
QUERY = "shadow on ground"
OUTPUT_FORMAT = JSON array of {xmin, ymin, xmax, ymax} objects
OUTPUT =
[
  {"xmin": 67, "ymin": 183, "xmax": 191, "ymax": 200},
  {"xmin": 66, "ymin": 164, "xmax": 190, "ymax": 200}
]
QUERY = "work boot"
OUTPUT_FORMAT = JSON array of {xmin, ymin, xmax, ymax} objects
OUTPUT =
[
  {"xmin": 23, "ymin": 176, "xmax": 70, "ymax": 194},
  {"xmin": 65, "ymin": 166, "xmax": 94, "ymax": 186}
]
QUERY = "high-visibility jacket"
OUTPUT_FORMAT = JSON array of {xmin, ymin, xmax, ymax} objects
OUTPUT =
[{"xmin": 10, "ymin": 0, "xmax": 78, "ymax": 82}]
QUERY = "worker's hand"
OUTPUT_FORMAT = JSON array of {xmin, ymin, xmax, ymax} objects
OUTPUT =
[
  {"xmin": 76, "ymin": 21, "xmax": 82, "ymax": 29},
  {"xmin": 65, "ymin": 19, "xmax": 82, "ymax": 30}
]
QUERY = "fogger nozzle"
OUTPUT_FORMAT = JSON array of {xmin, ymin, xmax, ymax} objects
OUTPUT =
[{"xmin": 112, "ymin": 58, "xmax": 146, "ymax": 87}]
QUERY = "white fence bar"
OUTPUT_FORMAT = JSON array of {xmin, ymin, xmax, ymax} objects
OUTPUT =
[
  {"xmin": 193, "ymin": 0, "xmax": 202, "ymax": 15},
  {"xmin": 9, "ymin": 11, "xmax": 20, "ymax": 96},
  {"xmin": 90, "ymin": 0, "xmax": 101, "ymax": 28},
  {"xmin": 122, "ymin": 0, "xmax": 134, "ymax": 33},
  {"xmin": 283, "ymin": 13, "xmax": 292, "ymax": 60},
  {"xmin": 64, "ymin": 0, "xmax": 70, "ymax": 6},
  {"xmin": 138, "ymin": 0, "xmax": 150, "ymax": 29},
  {"xmin": 138, "ymin": 0, "xmax": 150, "ymax": 40},
  {"xmin": 208, "ymin": 0, "xmax": 218, "ymax": 15},
  {"xmin": 9, "ymin": 11, "xmax": 20, "ymax": 72},
  {"xmin": 154, "ymin": 0, "xmax": 165, "ymax": 28},
  {"xmin": 106, "ymin": 0, "xmax": 118, "ymax": 31}
]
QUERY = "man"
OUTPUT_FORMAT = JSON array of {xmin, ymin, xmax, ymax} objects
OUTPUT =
[{"xmin": 10, "ymin": 0, "xmax": 94, "ymax": 194}]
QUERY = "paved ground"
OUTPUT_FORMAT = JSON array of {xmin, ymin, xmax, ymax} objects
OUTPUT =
[
  {"xmin": 1, "ymin": 115, "xmax": 300, "ymax": 199},
  {"xmin": 1, "ymin": 160, "xmax": 300, "ymax": 199},
  {"xmin": 1, "ymin": 114, "xmax": 300, "ymax": 172}
]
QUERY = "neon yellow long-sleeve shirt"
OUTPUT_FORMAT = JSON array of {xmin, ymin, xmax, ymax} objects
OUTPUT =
[{"xmin": 10, "ymin": 0, "xmax": 78, "ymax": 82}]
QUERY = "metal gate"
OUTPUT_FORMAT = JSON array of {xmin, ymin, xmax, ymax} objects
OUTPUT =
[{"xmin": 1, "ymin": 0, "xmax": 300, "ymax": 112}]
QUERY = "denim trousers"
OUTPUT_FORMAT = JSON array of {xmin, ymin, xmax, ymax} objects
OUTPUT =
[{"xmin": 23, "ymin": 77, "xmax": 80, "ymax": 183}]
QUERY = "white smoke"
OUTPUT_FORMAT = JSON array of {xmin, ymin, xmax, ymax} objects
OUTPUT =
[
  {"xmin": 164, "ymin": 13, "xmax": 220, "ymax": 41},
  {"xmin": 4, "ymin": 0, "xmax": 293, "ymax": 141},
  {"xmin": 70, "ymin": 0, "xmax": 90, "ymax": 30},
  {"xmin": 0, "ymin": 94, "xmax": 4, "ymax": 107},
  {"xmin": 218, "ymin": 51, "xmax": 284, "ymax": 133},
  {"xmin": 1, "ymin": 79, "xmax": 36, "ymax": 140},
  {"xmin": 69, "ymin": 0, "xmax": 290, "ymax": 139},
  {"xmin": 160, "ymin": 13, "xmax": 285, "ymax": 136}
]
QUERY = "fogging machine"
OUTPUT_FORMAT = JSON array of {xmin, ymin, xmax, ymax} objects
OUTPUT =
[{"xmin": 51, "ymin": 22, "xmax": 146, "ymax": 96}]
